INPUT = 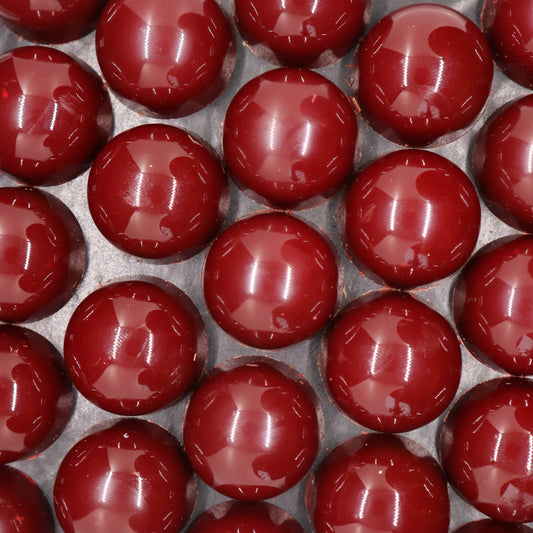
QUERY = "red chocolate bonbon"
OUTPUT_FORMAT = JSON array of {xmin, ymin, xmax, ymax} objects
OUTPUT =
[
  {"xmin": 0, "ymin": 325, "xmax": 73, "ymax": 463},
  {"xmin": 88, "ymin": 124, "xmax": 229, "ymax": 261},
  {"xmin": 307, "ymin": 433, "xmax": 450, "ymax": 533},
  {"xmin": 64, "ymin": 279, "xmax": 207, "ymax": 415},
  {"xmin": 342, "ymin": 149, "xmax": 480, "ymax": 288},
  {"xmin": 0, "ymin": 0, "xmax": 108, "ymax": 43},
  {"xmin": 0, "ymin": 46, "xmax": 112, "ymax": 186},
  {"xmin": 223, "ymin": 68, "xmax": 358, "ymax": 210},
  {"xmin": 234, "ymin": 0, "xmax": 368, "ymax": 68},
  {"xmin": 453, "ymin": 235, "xmax": 533, "ymax": 376},
  {"xmin": 324, "ymin": 291, "xmax": 462, "ymax": 433},
  {"xmin": 203, "ymin": 211, "xmax": 338, "ymax": 349},
  {"xmin": 0, "ymin": 187, "xmax": 86, "ymax": 323},
  {"xmin": 440, "ymin": 377, "xmax": 533, "ymax": 522},
  {"xmin": 187, "ymin": 500, "xmax": 305, "ymax": 533},
  {"xmin": 354, "ymin": 4, "xmax": 493, "ymax": 146},
  {"xmin": 453, "ymin": 520, "xmax": 533, "ymax": 533},
  {"xmin": 95, "ymin": 0, "xmax": 236, "ymax": 117},
  {"xmin": 0, "ymin": 465, "xmax": 54, "ymax": 532},
  {"xmin": 54, "ymin": 418, "xmax": 196, "ymax": 533},
  {"xmin": 482, "ymin": 0, "xmax": 533, "ymax": 88},
  {"xmin": 473, "ymin": 95, "xmax": 533, "ymax": 233},
  {"xmin": 183, "ymin": 357, "xmax": 320, "ymax": 500}
]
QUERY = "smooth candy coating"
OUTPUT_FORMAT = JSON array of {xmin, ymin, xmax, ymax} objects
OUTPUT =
[
  {"xmin": 54, "ymin": 418, "xmax": 196, "ymax": 533},
  {"xmin": 64, "ymin": 279, "xmax": 207, "ymax": 415},
  {"xmin": 0, "ymin": 325, "xmax": 73, "ymax": 463},
  {"xmin": 0, "ymin": 187, "xmax": 86, "ymax": 323},
  {"xmin": 354, "ymin": 4, "xmax": 493, "ymax": 146},
  {"xmin": 96, "ymin": 0, "xmax": 236, "ymax": 117},
  {"xmin": 187, "ymin": 500, "xmax": 305, "ymax": 533},
  {"xmin": 183, "ymin": 357, "xmax": 320, "ymax": 500},
  {"xmin": 482, "ymin": 0, "xmax": 533, "ymax": 88},
  {"xmin": 473, "ymin": 95, "xmax": 533, "ymax": 232},
  {"xmin": 453, "ymin": 520, "xmax": 533, "ymax": 533},
  {"xmin": 88, "ymin": 124, "xmax": 229, "ymax": 261},
  {"xmin": 223, "ymin": 68, "xmax": 358, "ymax": 210},
  {"xmin": 307, "ymin": 433, "xmax": 450, "ymax": 533},
  {"xmin": 440, "ymin": 377, "xmax": 533, "ymax": 522},
  {"xmin": 203, "ymin": 212, "xmax": 338, "ymax": 349},
  {"xmin": 324, "ymin": 291, "xmax": 462, "ymax": 433},
  {"xmin": 453, "ymin": 235, "xmax": 533, "ymax": 375},
  {"xmin": 0, "ymin": 46, "xmax": 112, "ymax": 186},
  {"xmin": 0, "ymin": 465, "xmax": 54, "ymax": 532},
  {"xmin": 234, "ymin": 0, "xmax": 368, "ymax": 67},
  {"xmin": 342, "ymin": 149, "xmax": 480, "ymax": 288},
  {"xmin": 0, "ymin": 0, "xmax": 108, "ymax": 43}
]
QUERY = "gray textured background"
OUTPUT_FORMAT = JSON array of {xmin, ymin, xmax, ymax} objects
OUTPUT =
[{"xmin": 2, "ymin": 0, "xmax": 529, "ymax": 530}]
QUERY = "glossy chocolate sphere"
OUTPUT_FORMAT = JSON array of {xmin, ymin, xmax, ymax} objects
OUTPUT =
[
  {"xmin": 0, "ymin": 465, "xmax": 54, "ymax": 532},
  {"xmin": 203, "ymin": 212, "xmax": 338, "ymax": 349},
  {"xmin": 234, "ymin": 0, "xmax": 368, "ymax": 67},
  {"xmin": 342, "ymin": 149, "xmax": 480, "ymax": 288},
  {"xmin": 54, "ymin": 418, "xmax": 196, "ymax": 533},
  {"xmin": 453, "ymin": 235, "xmax": 533, "ymax": 375},
  {"xmin": 95, "ymin": 0, "xmax": 236, "ymax": 117},
  {"xmin": 0, "ymin": 187, "xmax": 86, "ymax": 323},
  {"xmin": 187, "ymin": 500, "xmax": 305, "ymax": 533},
  {"xmin": 183, "ymin": 357, "xmax": 320, "ymax": 500},
  {"xmin": 324, "ymin": 291, "xmax": 462, "ymax": 432},
  {"xmin": 88, "ymin": 124, "xmax": 229, "ymax": 260},
  {"xmin": 223, "ymin": 68, "xmax": 358, "ymax": 210},
  {"xmin": 453, "ymin": 520, "xmax": 533, "ymax": 533},
  {"xmin": 0, "ymin": 0, "xmax": 108, "ymax": 43},
  {"xmin": 440, "ymin": 377, "xmax": 533, "ymax": 522},
  {"xmin": 307, "ymin": 433, "xmax": 450, "ymax": 533},
  {"xmin": 0, "ymin": 46, "xmax": 112, "ymax": 186},
  {"xmin": 354, "ymin": 4, "xmax": 493, "ymax": 146},
  {"xmin": 473, "ymin": 95, "xmax": 533, "ymax": 232},
  {"xmin": 0, "ymin": 325, "xmax": 73, "ymax": 463},
  {"xmin": 482, "ymin": 0, "xmax": 533, "ymax": 88},
  {"xmin": 64, "ymin": 279, "xmax": 207, "ymax": 415}
]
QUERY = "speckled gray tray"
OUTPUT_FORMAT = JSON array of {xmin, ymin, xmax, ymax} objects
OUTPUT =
[{"xmin": 2, "ymin": 0, "xmax": 529, "ymax": 530}]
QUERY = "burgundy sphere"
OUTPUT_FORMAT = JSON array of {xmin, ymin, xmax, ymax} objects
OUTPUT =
[
  {"xmin": 0, "ymin": 46, "xmax": 112, "ymax": 186},
  {"xmin": 183, "ymin": 357, "xmax": 320, "ymax": 500},
  {"xmin": 95, "ymin": 0, "xmax": 236, "ymax": 117},
  {"xmin": 64, "ymin": 279, "xmax": 207, "ymax": 415},
  {"xmin": 354, "ymin": 4, "xmax": 493, "ymax": 146}
]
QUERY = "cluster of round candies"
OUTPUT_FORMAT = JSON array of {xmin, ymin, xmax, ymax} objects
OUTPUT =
[{"xmin": 1, "ymin": 0, "xmax": 533, "ymax": 532}]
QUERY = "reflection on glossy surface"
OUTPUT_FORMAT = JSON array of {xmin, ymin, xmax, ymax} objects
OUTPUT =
[
  {"xmin": 473, "ymin": 95, "xmax": 533, "ymax": 232},
  {"xmin": 0, "ymin": 46, "xmax": 112, "ymax": 186},
  {"xmin": 343, "ymin": 149, "xmax": 480, "ymax": 288},
  {"xmin": 354, "ymin": 4, "xmax": 493, "ymax": 146},
  {"xmin": 203, "ymin": 212, "xmax": 338, "ymax": 349},
  {"xmin": 54, "ymin": 418, "xmax": 196, "ymax": 533},
  {"xmin": 183, "ymin": 358, "xmax": 320, "ymax": 500},
  {"xmin": 187, "ymin": 500, "xmax": 305, "ymax": 533},
  {"xmin": 325, "ymin": 291, "xmax": 461, "ymax": 433},
  {"xmin": 223, "ymin": 68, "xmax": 358, "ymax": 210},
  {"xmin": 483, "ymin": 0, "xmax": 533, "ymax": 88},
  {"xmin": 0, "ymin": 0, "xmax": 108, "ymax": 43},
  {"xmin": 96, "ymin": 0, "xmax": 236, "ymax": 117},
  {"xmin": 453, "ymin": 235, "xmax": 533, "ymax": 376},
  {"xmin": 0, "ymin": 325, "xmax": 73, "ymax": 463},
  {"xmin": 234, "ymin": 0, "xmax": 368, "ymax": 67},
  {"xmin": 64, "ymin": 279, "xmax": 207, "ymax": 415},
  {"xmin": 88, "ymin": 124, "xmax": 229, "ymax": 260},
  {"xmin": 0, "ymin": 465, "xmax": 54, "ymax": 532},
  {"xmin": 0, "ymin": 187, "xmax": 86, "ymax": 323},
  {"xmin": 454, "ymin": 519, "xmax": 533, "ymax": 533},
  {"xmin": 307, "ymin": 433, "xmax": 449, "ymax": 533},
  {"xmin": 440, "ymin": 377, "xmax": 533, "ymax": 522}
]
